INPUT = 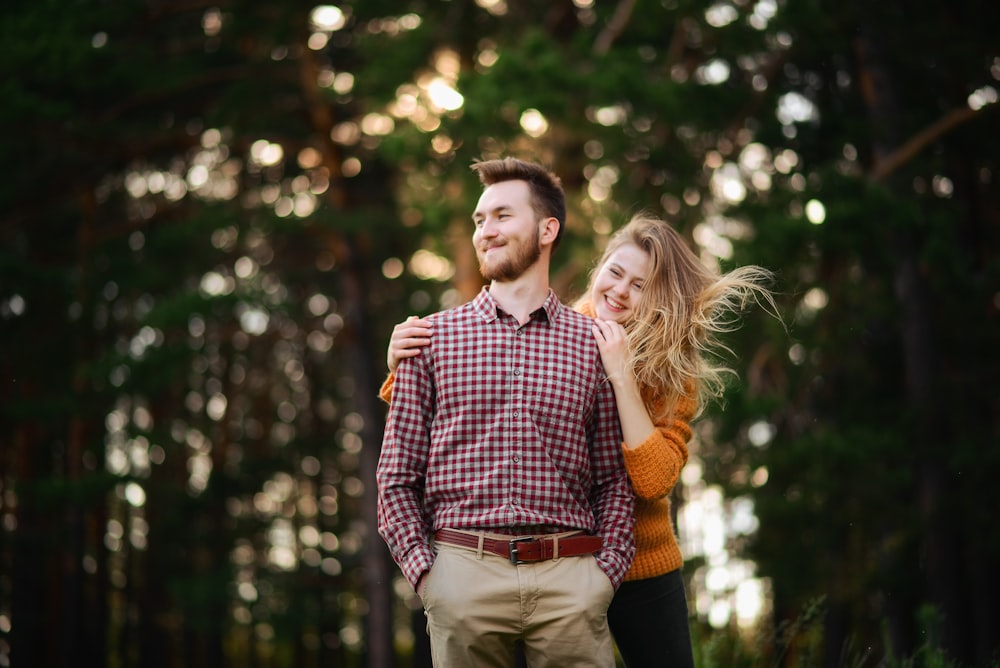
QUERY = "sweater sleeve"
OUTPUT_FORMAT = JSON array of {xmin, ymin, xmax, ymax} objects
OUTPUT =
[
  {"xmin": 378, "ymin": 372, "xmax": 395, "ymax": 404},
  {"xmin": 621, "ymin": 392, "xmax": 696, "ymax": 500}
]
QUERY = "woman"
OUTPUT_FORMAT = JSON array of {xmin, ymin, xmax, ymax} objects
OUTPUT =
[{"xmin": 381, "ymin": 213, "xmax": 777, "ymax": 667}]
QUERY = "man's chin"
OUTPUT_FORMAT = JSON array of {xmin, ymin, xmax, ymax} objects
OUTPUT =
[{"xmin": 480, "ymin": 266, "xmax": 517, "ymax": 282}]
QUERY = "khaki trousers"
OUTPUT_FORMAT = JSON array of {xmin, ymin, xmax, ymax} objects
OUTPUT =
[{"xmin": 421, "ymin": 540, "xmax": 616, "ymax": 667}]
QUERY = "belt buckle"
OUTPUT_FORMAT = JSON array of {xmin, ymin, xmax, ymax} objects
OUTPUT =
[{"xmin": 508, "ymin": 537, "xmax": 536, "ymax": 565}]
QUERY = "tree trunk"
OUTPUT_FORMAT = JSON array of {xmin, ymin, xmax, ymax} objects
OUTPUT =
[
  {"xmin": 9, "ymin": 422, "xmax": 49, "ymax": 667},
  {"xmin": 342, "ymin": 240, "xmax": 398, "ymax": 668},
  {"xmin": 856, "ymin": 6, "xmax": 969, "ymax": 661}
]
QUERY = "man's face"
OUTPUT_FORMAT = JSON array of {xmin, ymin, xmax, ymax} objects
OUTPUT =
[{"xmin": 472, "ymin": 180, "xmax": 543, "ymax": 282}]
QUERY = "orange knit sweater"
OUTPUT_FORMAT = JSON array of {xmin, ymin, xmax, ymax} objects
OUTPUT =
[
  {"xmin": 576, "ymin": 300, "xmax": 694, "ymax": 581},
  {"xmin": 378, "ymin": 300, "xmax": 695, "ymax": 582}
]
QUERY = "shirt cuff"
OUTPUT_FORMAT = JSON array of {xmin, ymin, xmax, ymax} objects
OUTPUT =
[
  {"xmin": 595, "ymin": 550, "xmax": 631, "ymax": 589},
  {"xmin": 400, "ymin": 543, "xmax": 435, "ymax": 591}
]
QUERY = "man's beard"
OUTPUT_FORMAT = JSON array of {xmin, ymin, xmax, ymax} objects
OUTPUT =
[{"xmin": 478, "ymin": 225, "xmax": 542, "ymax": 281}]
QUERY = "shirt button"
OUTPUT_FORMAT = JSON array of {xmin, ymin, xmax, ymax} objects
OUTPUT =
[
  {"xmin": 512, "ymin": 410, "xmax": 520, "ymax": 418},
  {"xmin": 512, "ymin": 456, "xmax": 520, "ymax": 463},
  {"xmin": 516, "ymin": 330, "xmax": 523, "ymax": 336},
  {"xmin": 513, "ymin": 370, "xmax": 520, "ymax": 376}
]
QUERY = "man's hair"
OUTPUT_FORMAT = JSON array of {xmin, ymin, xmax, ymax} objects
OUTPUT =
[{"xmin": 471, "ymin": 157, "xmax": 567, "ymax": 248}]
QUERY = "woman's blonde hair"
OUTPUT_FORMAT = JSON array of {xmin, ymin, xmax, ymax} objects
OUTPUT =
[{"xmin": 575, "ymin": 212, "xmax": 778, "ymax": 421}]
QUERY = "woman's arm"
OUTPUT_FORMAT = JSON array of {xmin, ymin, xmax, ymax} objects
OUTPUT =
[
  {"xmin": 619, "ymin": 394, "xmax": 695, "ymax": 500},
  {"xmin": 591, "ymin": 319, "xmax": 656, "ymax": 448},
  {"xmin": 592, "ymin": 318, "xmax": 695, "ymax": 500}
]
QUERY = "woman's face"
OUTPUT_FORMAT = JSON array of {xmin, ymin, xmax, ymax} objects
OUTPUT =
[{"xmin": 590, "ymin": 242, "xmax": 652, "ymax": 323}]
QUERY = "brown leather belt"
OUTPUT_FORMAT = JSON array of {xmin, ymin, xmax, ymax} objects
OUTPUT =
[{"xmin": 433, "ymin": 529, "xmax": 602, "ymax": 564}]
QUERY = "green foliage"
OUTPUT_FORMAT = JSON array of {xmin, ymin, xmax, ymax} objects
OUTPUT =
[{"xmin": 3, "ymin": 0, "xmax": 999, "ymax": 666}]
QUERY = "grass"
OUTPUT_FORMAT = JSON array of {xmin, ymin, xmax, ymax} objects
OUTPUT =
[{"xmin": 682, "ymin": 599, "xmax": 998, "ymax": 668}]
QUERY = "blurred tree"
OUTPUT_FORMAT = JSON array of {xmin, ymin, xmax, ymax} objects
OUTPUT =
[
  {"xmin": 2, "ymin": 0, "xmax": 998, "ymax": 667},
  {"xmin": 0, "ymin": 1, "xmax": 441, "ymax": 666},
  {"xmin": 720, "ymin": 1, "xmax": 999, "ymax": 664},
  {"xmin": 702, "ymin": 1, "xmax": 1000, "ymax": 664},
  {"xmin": 372, "ymin": 0, "xmax": 1000, "ymax": 664}
]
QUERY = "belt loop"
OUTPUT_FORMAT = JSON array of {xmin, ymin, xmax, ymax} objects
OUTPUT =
[
  {"xmin": 476, "ymin": 533, "xmax": 485, "ymax": 560},
  {"xmin": 552, "ymin": 535, "xmax": 560, "ymax": 560}
]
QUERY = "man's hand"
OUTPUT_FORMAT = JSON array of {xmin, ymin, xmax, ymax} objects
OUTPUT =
[{"xmin": 415, "ymin": 572, "xmax": 429, "ymax": 600}]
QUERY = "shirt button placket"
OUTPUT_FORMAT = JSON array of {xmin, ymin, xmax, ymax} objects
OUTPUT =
[{"xmin": 509, "ymin": 323, "xmax": 526, "ymax": 518}]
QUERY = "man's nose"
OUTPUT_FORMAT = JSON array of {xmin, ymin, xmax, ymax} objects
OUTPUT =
[{"xmin": 479, "ymin": 218, "xmax": 499, "ymax": 237}]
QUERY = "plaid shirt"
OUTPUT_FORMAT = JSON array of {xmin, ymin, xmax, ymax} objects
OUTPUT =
[{"xmin": 377, "ymin": 287, "xmax": 635, "ymax": 589}]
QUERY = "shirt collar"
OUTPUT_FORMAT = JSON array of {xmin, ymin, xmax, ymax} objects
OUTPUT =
[{"xmin": 472, "ymin": 286, "xmax": 562, "ymax": 327}]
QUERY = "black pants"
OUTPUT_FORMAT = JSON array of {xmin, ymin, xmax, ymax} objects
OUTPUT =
[{"xmin": 607, "ymin": 570, "xmax": 695, "ymax": 668}]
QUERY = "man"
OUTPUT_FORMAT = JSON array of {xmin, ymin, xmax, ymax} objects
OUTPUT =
[{"xmin": 377, "ymin": 157, "xmax": 634, "ymax": 667}]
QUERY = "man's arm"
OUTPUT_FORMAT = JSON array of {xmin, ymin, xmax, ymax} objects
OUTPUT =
[
  {"xmin": 376, "ymin": 353, "xmax": 436, "ymax": 590},
  {"xmin": 587, "ymin": 369, "xmax": 636, "ymax": 589}
]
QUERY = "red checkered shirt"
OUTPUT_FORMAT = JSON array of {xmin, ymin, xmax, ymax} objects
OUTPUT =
[{"xmin": 377, "ymin": 287, "xmax": 635, "ymax": 589}]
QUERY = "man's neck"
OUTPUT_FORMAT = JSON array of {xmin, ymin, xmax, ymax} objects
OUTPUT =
[{"xmin": 488, "ymin": 264, "xmax": 551, "ymax": 325}]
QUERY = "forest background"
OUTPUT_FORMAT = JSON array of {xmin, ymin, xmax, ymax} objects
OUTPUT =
[{"xmin": 2, "ymin": 0, "xmax": 998, "ymax": 667}]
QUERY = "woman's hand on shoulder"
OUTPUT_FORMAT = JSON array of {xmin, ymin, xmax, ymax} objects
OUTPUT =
[
  {"xmin": 591, "ymin": 319, "xmax": 629, "ymax": 382},
  {"xmin": 387, "ymin": 316, "xmax": 432, "ymax": 371}
]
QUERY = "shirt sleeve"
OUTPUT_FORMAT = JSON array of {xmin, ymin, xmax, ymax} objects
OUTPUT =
[
  {"xmin": 376, "ymin": 355, "xmax": 435, "ymax": 590},
  {"xmin": 621, "ymin": 392, "xmax": 696, "ymax": 500},
  {"xmin": 588, "ymin": 371, "xmax": 637, "ymax": 589}
]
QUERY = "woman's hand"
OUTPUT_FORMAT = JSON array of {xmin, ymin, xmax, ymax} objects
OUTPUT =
[
  {"xmin": 387, "ymin": 316, "xmax": 432, "ymax": 371},
  {"xmin": 591, "ymin": 319, "xmax": 629, "ymax": 383},
  {"xmin": 593, "ymin": 318, "xmax": 656, "ymax": 450}
]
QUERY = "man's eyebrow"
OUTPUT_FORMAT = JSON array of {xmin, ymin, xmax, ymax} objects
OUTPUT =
[{"xmin": 472, "ymin": 204, "xmax": 512, "ymax": 220}]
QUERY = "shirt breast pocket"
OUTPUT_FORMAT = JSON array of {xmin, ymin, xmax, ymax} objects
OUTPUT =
[
  {"xmin": 530, "ymin": 376, "xmax": 593, "ymax": 473},
  {"xmin": 531, "ymin": 376, "xmax": 590, "ymax": 426}
]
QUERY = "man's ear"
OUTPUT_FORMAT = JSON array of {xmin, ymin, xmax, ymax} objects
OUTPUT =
[{"xmin": 539, "ymin": 216, "xmax": 560, "ymax": 245}]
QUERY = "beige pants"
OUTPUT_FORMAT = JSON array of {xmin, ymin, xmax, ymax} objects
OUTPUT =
[{"xmin": 421, "ymin": 541, "xmax": 616, "ymax": 667}]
